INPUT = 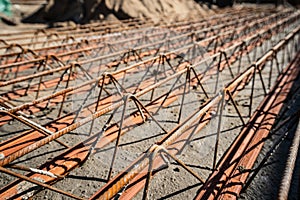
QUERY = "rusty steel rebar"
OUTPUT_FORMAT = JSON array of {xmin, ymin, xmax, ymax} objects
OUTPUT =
[
  {"xmin": 196, "ymin": 25, "xmax": 300, "ymax": 200},
  {"xmin": 0, "ymin": 8, "xmax": 266, "ymax": 47},
  {"xmin": 1, "ymin": 9, "xmax": 295, "ymax": 106},
  {"xmin": 1, "ymin": 9, "xmax": 290, "ymax": 59},
  {"xmin": 0, "ymin": 10, "xmax": 279, "ymax": 73},
  {"xmin": 0, "ymin": 10, "xmax": 296, "ymax": 177},
  {"xmin": 0, "ymin": 13, "xmax": 288, "ymax": 157},
  {"xmin": 0, "ymin": 18, "xmax": 155, "ymax": 45},
  {"xmin": 0, "ymin": 12, "xmax": 255, "ymax": 53},
  {"xmin": 277, "ymin": 117, "xmax": 300, "ymax": 199},
  {"xmin": 7, "ymin": 20, "xmax": 296, "ymax": 200},
  {"xmin": 89, "ymin": 24, "xmax": 300, "ymax": 200},
  {"xmin": 0, "ymin": 7, "xmax": 300, "ymax": 200}
]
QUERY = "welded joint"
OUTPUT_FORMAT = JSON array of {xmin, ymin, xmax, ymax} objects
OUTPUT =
[
  {"xmin": 185, "ymin": 64, "xmax": 192, "ymax": 71},
  {"xmin": 122, "ymin": 92, "xmax": 136, "ymax": 101},
  {"xmin": 148, "ymin": 144, "xmax": 205, "ymax": 183},
  {"xmin": 47, "ymin": 54, "xmax": 66, "ymax": 67},
  {"xmin": 7, "ymin": 43, "xmax": 25, "ymax": 52},
  {"xmin": 34, "ymin": 28, "xmax": 47, "ymax": 36},
  {"xmin": 102, "ymin": 71, "xmax": 110, "ymax": 78},
  {"xmin": 237, "ymin": 165, "xmax": 246, "ymax": 173},
  {"xmin": 269, "ymin": 48, "xmax": 278, "ymax": 54},
  {"xmin": 158, "ymin": 53, "xmax": 168, "ymax": 62},
  {"xmin": 71, "ymin": 62, "xmax": 93, "ymax": 80},
  {"xmin": 62, "ymin": 36, "xmax": 76, "ymax": 43},
  {"xmin": 149, "ymin": 144, "xmax": 165, "ymax": 154},
  {"xmin": 21, "ymin": 48, "xmax": 38, "ymax": 58},
  {"xmin": 80, "ymin": 39, "xmax": 89, "ymax": 45}
]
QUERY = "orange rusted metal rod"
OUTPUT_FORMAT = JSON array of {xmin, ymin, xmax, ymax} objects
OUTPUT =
[
  {"xmin": 0, "ymin": 166, "xmax": 84, "ymax": 200},
  {"xmin": 196, "ymin": 26, "xmax": 300, "ymax": 200},
  {"xmin": 89, "ymin": 23, "xmax": 300, "ymax": 200},
  {"xmin": 0, "ymin": 16, "xmax": 292, "ymax": 169},
  {"xmin": 88, "ymin": 62, "xmax": 253, "ymax": 199},
  {"xmin": 0, "ymin": 13, "xmax": 290, "ymax": 169},
  {"xmin": 277, "ymin": 114, "xmax": 300, "ymax": 199},
  {"xmin": 0, "ymin": 8, "xmax": 296, "ymax": 199}
]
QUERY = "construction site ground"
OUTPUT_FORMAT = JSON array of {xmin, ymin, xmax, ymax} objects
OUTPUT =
[{"xmin": 0, "ymin": 3, "xmax": 299, "ymax": 200}]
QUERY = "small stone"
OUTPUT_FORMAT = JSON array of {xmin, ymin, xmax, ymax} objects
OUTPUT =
[{"xmin": 173, "ymin": 167, "xmax": 180, "ymax": 172}]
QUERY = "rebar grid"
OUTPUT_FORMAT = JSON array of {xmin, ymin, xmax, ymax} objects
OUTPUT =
[
  {"xmin": 0, "ymin": 9, "xmax": 294, "ymax": 163},
  {"xmin": 0, "ymin": 7, "xmax": 299, "ymax": 200}
]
